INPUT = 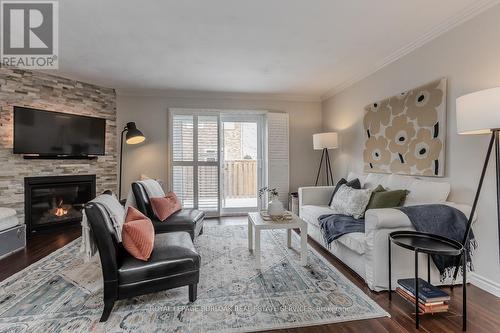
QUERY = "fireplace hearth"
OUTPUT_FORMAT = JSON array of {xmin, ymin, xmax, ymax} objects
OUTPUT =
[{"xmin": 24, "ymin": 175, "xmax": 96, "ymax": 234}]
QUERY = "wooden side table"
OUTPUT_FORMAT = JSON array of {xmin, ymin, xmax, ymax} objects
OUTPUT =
[
  {"xmin": 388, "ymin": 231, "xmax": 466, "ymax": 330},
  {"xmin": 248, "ymin": 212, "xmax": 307, "ymax": 269}
]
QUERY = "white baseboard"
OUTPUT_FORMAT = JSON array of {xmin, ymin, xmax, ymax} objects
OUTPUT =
[{"xmin": 469, "ymin": 272, "xmax": 500, "ymax": 297}]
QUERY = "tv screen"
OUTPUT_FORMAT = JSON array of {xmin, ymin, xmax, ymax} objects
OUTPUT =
[{"xmin": 13, "ymin": 107, "xmax": 106, "ymax": 156}]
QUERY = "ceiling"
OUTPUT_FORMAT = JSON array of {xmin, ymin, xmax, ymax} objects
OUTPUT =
[{"xmin": 52, "ymin": 0, "xmax": 498, "ymax": 99}]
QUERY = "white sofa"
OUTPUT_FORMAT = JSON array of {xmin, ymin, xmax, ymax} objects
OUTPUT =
[{"xmin": 298, "ymin": 172, "xmax": 474, "ymax": 292}]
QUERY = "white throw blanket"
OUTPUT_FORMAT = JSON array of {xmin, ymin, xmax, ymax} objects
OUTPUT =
[
  {"xmin": 82, "ymin": 180, "xmax": 165, "ymax": 262},
  {"xmin": 124, "ymin": 179, "xmax": 166, "ymax": 211},
  {"xmin": 80, "ymin": 193, "xmax": 125, "ymax": 262}
]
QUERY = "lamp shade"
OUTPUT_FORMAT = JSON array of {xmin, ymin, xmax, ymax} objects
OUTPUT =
[
  {"xmin": 456, "ymin": 87, "xmax": 500, "ymax": 135},
  {"xmin": 125, "ymin": 122, "xmax": 145, "ymax": 144},
  {"xmin": 313, "ymin": 132, "xmax": 338, "ymax": 150}
]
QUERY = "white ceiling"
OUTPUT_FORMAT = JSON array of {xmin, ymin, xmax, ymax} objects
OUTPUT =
[{"xmin": 53, "ymin": 0, "xmax": 498, "ymax": 99}]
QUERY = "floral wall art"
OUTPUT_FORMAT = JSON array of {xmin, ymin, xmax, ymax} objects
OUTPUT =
[{"xmin": 363, "ymin": 78, "xmax": 447, "ymax": 177}]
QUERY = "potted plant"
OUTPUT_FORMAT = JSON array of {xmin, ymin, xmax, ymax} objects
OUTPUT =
[{"xmin": 258, "ymin": 187, "xmax": 285, "ymax": 217}]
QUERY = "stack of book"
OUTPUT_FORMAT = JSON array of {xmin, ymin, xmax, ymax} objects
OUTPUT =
[{"xmin": 396, "ymin": 278, "xmax": 450, "ymax": 314}]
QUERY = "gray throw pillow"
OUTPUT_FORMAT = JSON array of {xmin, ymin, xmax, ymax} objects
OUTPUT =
[
  {"xmin": 328, "ymin": 178, "xmax": 362, "ymax": 206},
  {"xmin": 329, "ymin": 184, "xmax": 372, "ymax": 219}
]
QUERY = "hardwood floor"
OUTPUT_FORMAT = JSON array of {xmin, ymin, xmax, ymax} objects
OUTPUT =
[
  {"xmin": 0, "ymin": 225, "xmax": 81, "ymax": 282},
  {"xmin": 1, "ymin": 217, "xmax": 499, "ymax": 333}
]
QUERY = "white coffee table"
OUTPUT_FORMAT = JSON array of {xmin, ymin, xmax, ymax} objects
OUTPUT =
[{"xmin": 247, "ymin": 211, "xmax": 308, "ymax": 269}]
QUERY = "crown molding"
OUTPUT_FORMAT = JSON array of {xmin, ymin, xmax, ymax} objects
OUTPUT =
[
  {"xmin": 117, "ymin": 88, "xmax": 322, "ymax": 103},
  {"xmin": 321, "ymin": 0, "xmax": 500, "ymax": 101}
]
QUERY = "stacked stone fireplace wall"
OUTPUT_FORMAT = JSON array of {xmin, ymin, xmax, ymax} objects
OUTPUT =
[{"xmin": 0, "ymin": 68, "xmax": 117, "ymax": 221}]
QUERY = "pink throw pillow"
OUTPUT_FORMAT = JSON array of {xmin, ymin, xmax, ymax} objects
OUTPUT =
[
  {"xmin": 150, "ymin": 192, "xmax": 182, "ymax": 221},
  {"xmin": 122, "ymin": 207, "xmax": 154, "ymax": 261},
  {"xmin": 125, "ymin": 206, "xmax": 148, "ymax": 222}
]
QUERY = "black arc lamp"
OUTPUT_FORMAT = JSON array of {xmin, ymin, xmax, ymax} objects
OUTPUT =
[{"xmin": 119, "ymin": 122, "xmax": 145, "ymax": 199}]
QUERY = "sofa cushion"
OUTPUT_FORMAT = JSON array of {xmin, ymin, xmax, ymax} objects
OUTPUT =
[
  {"xmin": 300, "ymin": 205, "xmax": 335, "ymax": 226},
  {"xmin": 119, "ymin": 231, "xmax": 200, "ymax": 285},
  {"xmin": 385, "ymin": 174, "xmax": 416, "ymax": 190},
  {"xmin": 330, "ymin": 185, "xmax": 372, "ymax": 219},
  {"xmin": 364, "ymin": 173, "xmax": 387, "ymax": 189},
  {"xmin": 337, "ymin": 232, "xmax": 366, "ymax": 255},
  {"xmin": 405, "ymin": 179, "xmax": 450, "ymax": 205}
]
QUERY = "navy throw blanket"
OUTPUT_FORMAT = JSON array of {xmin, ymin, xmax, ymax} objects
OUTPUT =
[
  {"xmin": 318, "ymin": 204, "xmax": 476, "ymax": 280},
  {"xmin": 318, "ymin": 214, "xmax": 365, "ymax": 247},
  {"xmin": 397, "ymin": 204, "xmax": 476, "ymax": 279}
]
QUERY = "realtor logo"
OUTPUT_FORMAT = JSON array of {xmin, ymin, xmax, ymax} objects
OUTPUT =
[{"xmin": 1, "ymin": 1, "xmax": 58, "ymax": 69}]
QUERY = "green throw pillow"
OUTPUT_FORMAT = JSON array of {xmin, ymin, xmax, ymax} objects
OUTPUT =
[{"xmin": 365, "ymin": 185, "xmax": 409, "ymax": 212}]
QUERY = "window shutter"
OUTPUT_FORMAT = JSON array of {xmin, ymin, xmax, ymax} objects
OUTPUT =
[
  {"xmin": 172, "ymin": 115, "xmax": 194, "ymax": 162},
  {"xmin": 171, "ymin": 114, "xmax": 195, "ymax": 207},
  {"xmin": 266, "ymin": 112, "xmax": 289, "ymax": 205},
  {"xmin": 197, "ymin": 116, "xmax": 219, "ymax": 212},
  {"xmin": 171, "ymin": 112, "xmax": 219, "ymax": 213}
]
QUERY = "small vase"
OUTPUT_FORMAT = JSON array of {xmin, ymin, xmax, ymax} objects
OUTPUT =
[{"xmin": 268, "ymin": 199, "xmax": 285, "ymax": 216}]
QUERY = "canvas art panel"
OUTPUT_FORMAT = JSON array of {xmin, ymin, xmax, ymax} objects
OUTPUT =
[{"xmin": 363, "ymin": 78, "xmax": 447, "ymax": 177}]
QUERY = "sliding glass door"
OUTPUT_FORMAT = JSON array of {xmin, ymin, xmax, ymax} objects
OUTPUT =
[
  {"xmin": 170, "ymin": 110, "xmax": 263, "ymax": 216},
  {"xmin": 220, "ymin": 115, "xmax": 263, "ymax": 214}
]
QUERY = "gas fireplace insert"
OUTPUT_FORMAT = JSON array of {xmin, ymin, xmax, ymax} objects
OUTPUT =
[{"xmin": 24, "ymin": 175, "xmax": 96, "ymax": 234}]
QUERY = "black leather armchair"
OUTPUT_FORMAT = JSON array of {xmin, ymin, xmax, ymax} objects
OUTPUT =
[
  {"xmin": 132, "ymin": 182, "xmax": 205, "ymax": 239},
  {"xmin": 85, "ymin": 196, "xmax": 200, "ymax": 322}
]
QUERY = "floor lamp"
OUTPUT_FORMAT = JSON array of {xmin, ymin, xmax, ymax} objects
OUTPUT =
[
  {"xmin": 454, "ymin": 87, "xmax": 500, "ymax": 278},
  {"xmin": 313, "ymin": 132, "xmax": 338, "ymax": 186},
  {"xmin": 119, "ymin": 122, "xmax": 145, "ymax": 200}
]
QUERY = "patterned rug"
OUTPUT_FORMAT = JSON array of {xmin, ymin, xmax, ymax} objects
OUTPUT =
[{"xmin": 0, "ymin": 225, "xmax": 388, "ymax": 332}]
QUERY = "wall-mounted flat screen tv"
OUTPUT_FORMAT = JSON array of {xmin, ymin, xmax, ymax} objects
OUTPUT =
[{"xmin": 13, "ymin": 106, "xmax": 106, "ymax": 157}]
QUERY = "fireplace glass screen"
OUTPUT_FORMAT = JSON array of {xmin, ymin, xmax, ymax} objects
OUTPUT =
[
  {"xmin": 30, "ymin": 183, "xmax": 92, "ymax": 226},
  {"xmin": 25, "ymin": 175, "xmax": 96, "ymax": 233}
]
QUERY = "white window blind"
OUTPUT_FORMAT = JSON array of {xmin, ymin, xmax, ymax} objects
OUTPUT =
[{"xmin": 266, "ymin": 112, "xmax": 289, "ymax": 205}]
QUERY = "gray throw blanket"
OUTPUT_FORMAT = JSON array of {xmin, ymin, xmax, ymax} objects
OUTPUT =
[
  {"xmin": 397, "ymin": 204, "xmax": 476, "ymax": 279},
  {"xmin": 318, "ymin": 204, "xmax": 476, "ymax": 280}
]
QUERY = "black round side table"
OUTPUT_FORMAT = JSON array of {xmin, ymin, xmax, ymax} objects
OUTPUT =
[{"xmin": 388, "ymin": 231, "xmax": 466, "ymax": 330}]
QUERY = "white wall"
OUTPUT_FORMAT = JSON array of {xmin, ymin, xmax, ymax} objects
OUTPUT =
[
  {"xmin": 117, "ymin": 93, "xmax": 322, "ymax": 195},
  {"xmin": 322, "ymin": 6, "xmax": 500, "ymax": 291}
]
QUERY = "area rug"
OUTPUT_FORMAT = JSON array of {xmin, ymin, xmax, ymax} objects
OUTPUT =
[{"xmin": 0, "ymin": 225, "xmax": 388, "ymax": 332}]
